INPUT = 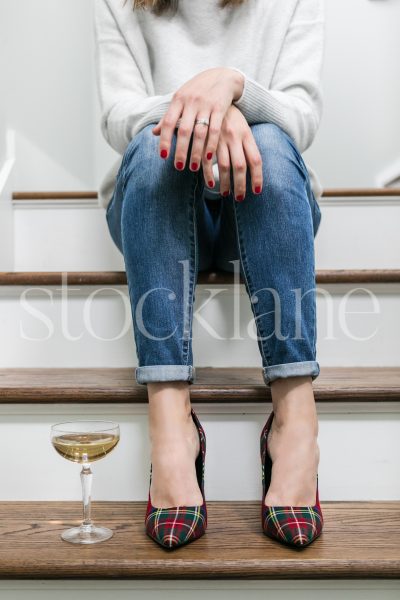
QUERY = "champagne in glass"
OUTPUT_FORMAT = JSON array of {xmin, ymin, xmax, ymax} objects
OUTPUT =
[{"xmin": 51, "ymin": 420, "xmax": 120, "ymax": 544}]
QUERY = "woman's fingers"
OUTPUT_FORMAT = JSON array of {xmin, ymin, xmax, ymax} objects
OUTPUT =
[
  {"xmin": 174, "ymin": 107, "xmax": 198, "ymax": 170},
  {"xmin": 243, "ymin": 133, "xmax": 263, "ymax": 195},
  {"xmin": 189, "ymin": 119, "xmax": 210, "ymax": 172},
  {"xmin": 154, "ymin": 68, "xmax": 243, "ymax": 164},
  {"xmin": 155, "ymin": 90, "xmax": 261, "ymax": 200},
  {"xmin": 181, "ymin": 102, "xmax": 222, "ymax": 172},
  {"xmin": 216, "ymin": 141, "xmax": 231, "ymax": 197},
  {"xmin": 201, "ymin": 147, "xmax": 216, "ymax": 190},
  {"xmin": 204, "ymin": 109, "xmax": 224, "ymax": 163},
  {"xmin": 157, "ymin": 95, "xmax": 225, "ymax": 171},
  {"xmin": 195, "ymin": 109, "xmax": 224, "ymax": 185},
  {"xmin": 228, "ymin": 137, "xmax": 247, "ymax": 202},
  {"xmin": 156, "ymin": 98, "xmax": 183, "ymax": 159},
  {"xmin": 152, "ymin": 122, "xmax": 162, "ymax": 136}
]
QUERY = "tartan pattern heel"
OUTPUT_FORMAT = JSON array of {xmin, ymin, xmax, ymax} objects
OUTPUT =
[
  {"xmin": 261, "ymin": 412, "xmax": 324, "ymax": 548},
  {"xmin": 145, "ymin": 409, "xmax": 207, "ymax": 549}
]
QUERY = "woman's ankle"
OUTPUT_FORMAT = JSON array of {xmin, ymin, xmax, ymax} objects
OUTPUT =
[
  {"xmin": 270, "ymin": 376, "xmax": 318, "ymax": 434},
  {"xmin": 147, "ymin": 381, "xmax": 198, "ymax": 446},
  {"xmin": 148, "ymin": 381, "xmax": 191, "ymax": 423}
]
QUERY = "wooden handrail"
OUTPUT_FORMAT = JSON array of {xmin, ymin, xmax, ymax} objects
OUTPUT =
[{"xmin": 1, "ymin": 270, "xmax": 400, "ymax": 286}]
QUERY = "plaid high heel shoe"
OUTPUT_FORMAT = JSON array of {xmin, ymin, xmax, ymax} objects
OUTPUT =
[
  {"xmin": 145, "ymin": 409, "xmax": 207, "ymax": 549},
  {"xmin": 261, "ymin": 412, "xmax": 323, "ymax": 547}
]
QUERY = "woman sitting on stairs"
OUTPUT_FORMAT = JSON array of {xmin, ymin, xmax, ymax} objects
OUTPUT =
[{"xmin": 95, "ymin": 0, "xmax": 325, "ymax": 549}]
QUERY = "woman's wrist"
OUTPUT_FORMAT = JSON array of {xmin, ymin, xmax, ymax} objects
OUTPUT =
[{"xmin": 228, "ymin": 68, "xmax": 245, "ymax": 102}]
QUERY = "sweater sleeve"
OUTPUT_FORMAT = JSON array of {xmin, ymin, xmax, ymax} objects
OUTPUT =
[
  {"xmin": 231, "ymin": 0, "xmax": 325, "ymax": 153},
  {"xmin": 94, "ymin": 0, "xmax": 173, "ymax": 155}
]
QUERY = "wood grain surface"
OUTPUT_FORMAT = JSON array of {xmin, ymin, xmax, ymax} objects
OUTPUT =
[
  {"xmin": 0, "ymin": 501, "xmax": 399, "ymax": 579},
  {"xmin": 321, "ymin": 188, "xmax": 400, "ymax": 197},
  {"xmin": 12, "ymin": 188, "xmax": 400, "ymax": 200},
  {"xmin": 0, "ymin": 367, "xmax": 399, "ymax": 404},
  {"xmin": 12, "ymin": 191, "xmax": 98, "ymax": 200}
]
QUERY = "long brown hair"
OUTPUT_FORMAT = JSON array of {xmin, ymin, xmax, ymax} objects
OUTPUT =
[{"xmin": 126, "ymin": 0, "xmax": 246, "ymax": 16}]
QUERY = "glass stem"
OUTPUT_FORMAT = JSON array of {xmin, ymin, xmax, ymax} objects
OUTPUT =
[{"xmin": 80, "ymin": 464, "xmax": 93, "ymax": 528}]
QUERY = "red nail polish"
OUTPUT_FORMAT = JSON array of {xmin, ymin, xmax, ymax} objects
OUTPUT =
[
  {"xmin": 191, "ymin": 162, "xmax": 199, "ymax": 171},
  {"xmin": 222, "ymin": 190, "xmax": 230, "ymax": 197},
  {"xmin": 207, "ymin": 152, "xmax": 213, "ymax": 160},
  {"xmin": 176, "ymin": 161, "xmax": 184, "ymax": 170},
  {"xmin": 160, "ymin": 149, "xmax": 168, "ymax": 159},
  {"xmin": 236, "ymin": 194, "xmax": 245, "ymax": 202},
  {"xmin": 208, "ymin": 180, "xmax": 215, "ymax": 188},
  {"xmin": 255, "ymin": 186, "xmax": 262, "ymax": 194}
]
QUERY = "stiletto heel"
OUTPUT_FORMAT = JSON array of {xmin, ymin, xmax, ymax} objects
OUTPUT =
[
  {"xmin": 145, "ymin": 408, "xmax": 207, "ymax": 549},
  {"xmin": 260, "ymin": 412, "xmax": 323, "ymax": 547}
]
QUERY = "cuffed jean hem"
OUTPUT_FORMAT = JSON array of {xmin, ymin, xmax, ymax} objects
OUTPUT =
[
  {"xmin": 135, "ymin": 365, "xmax": 196, "ymax": 385},
  {"xmin": 263, "ymin": 361, "xmax": 320, "ymax": 386}
]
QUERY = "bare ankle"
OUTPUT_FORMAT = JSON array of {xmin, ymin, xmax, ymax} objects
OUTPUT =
[
  {"xmin": 148, "ymin": 381, "xmax": 191, "ymax": 407},
  {"xmin": 148, "ymin": 381, "xmax": 191, "ymax": 422},
  {"xmin": 270, "ymin": 376, "xmax": 318, "ymax": 435},
  {"xmin": 147, "ymin": 382, "xmax": 199, "ymax": 449}
]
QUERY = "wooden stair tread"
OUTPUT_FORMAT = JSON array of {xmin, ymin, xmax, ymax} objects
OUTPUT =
[
  {"xmin": 0, "ymin": 501, "xmax": 399, "ymax": 579},
  {"xmin": 12, "ymin": 191, "xmax": 98, "ymax": 200},
  {"xmin": 12, "ymin": 188, "xmax": 400, "ymax": 200},
  {"xmin": 1, "ymin": 270, "xmax": 400, "ymax": 285},
  {"xmin": 0, "ymin": 367, "xmax": 399, "ymax": 403}
]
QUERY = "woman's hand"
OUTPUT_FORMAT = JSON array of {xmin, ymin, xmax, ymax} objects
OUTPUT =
[
  {"xmin": 203, "ymin": 105, "xmax": 263, "ymax": 202},
  {"xmin": 152, "ymin": 67, "xmax": 244, "ymax": 171}
]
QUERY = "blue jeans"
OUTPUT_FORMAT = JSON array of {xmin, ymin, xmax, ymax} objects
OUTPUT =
[{"xmin": 106, "ymin": 123, "xmax": 322, "ymax": 386}]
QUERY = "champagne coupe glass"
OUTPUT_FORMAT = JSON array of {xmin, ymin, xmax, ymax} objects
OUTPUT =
[{"xmin": 51, "ymin": 420, "xmax": 120, "ymax": 544}]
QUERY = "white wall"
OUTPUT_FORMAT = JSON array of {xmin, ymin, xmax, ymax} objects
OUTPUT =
[
  {"xmin": 304, "ymin": 0, "xmax": 400, "ymax": 188},
  {"xmin": 0, "ymin": 9, "xmax": 8, "ymax": 166},
  {"xmin": 1, "ymin": 0, "xmax": 399, "ymax": 191},
  {"xmin": 0, "ymin": 112, "xmax": 6, "ymax": 170},
  {"xmin": 0, "ymin": 0, "xmax": 95, "ymax": 191},
  {"xmin": 0, "ymin": 2, "xmax": 15, "ymax": 273}
]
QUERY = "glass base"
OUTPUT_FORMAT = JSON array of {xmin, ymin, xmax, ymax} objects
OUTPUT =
[{"xmin": 61, "ymin": 523, "xmax": 113, "ymax": 544}]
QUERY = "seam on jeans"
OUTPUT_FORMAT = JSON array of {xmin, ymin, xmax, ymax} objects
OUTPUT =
[
  {"xmin": 121, "ymin": 152, "xmax": 132, "ymax": 196},
  {"xmin": 231, "ymin": 197, "xmax": 271, "ymax": 367},
  {"xmin": 117, "ymin": 142, "xmax": 138, "ymax": 238},
  {"xmin": 120, "ymin": 131, "xmax": 147, "ymax": 195},
  {"xmin": 121, "ymin": 148, "xmax": 132, "ymax": 194},
  {"xmin": 302, "ymin": 176, "xmax": 318, "ymax": 360},
  {"xmin": 182, "ymin": 172, "xmax": 199, "ymax": 366},
  {"xmin": 311, "ymin": 263, "xmax": 318, "ymax": 360},
  {"xmin": 288, "ymin": 171, "xmax": 318, "ymax": 359},
  {"xmin": 119, "ymin": 144, "xmax": 145, "ymax": 367},
  {"xmin": 306, "ymin": 180, "xmax": 318, "ymax": 360},
  {"xmin": 308, "ymin": 246, "xmax": 317, "ymax": 360}
]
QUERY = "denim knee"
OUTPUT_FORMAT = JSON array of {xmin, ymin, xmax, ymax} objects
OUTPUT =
[
  {"xmin": 120, "ymin": 124, "xmax": 163, "ymax": 192},
  {"xmin": 250, "ymin": 122, "xmax": 321, "ymax": 235},
  {"xmin": 251, "ymin": 122, "xmax": 292, "ymax": 150},
  {"xmin": 250, "ymin": 123, "xmax": 307, "ymax": 183}
]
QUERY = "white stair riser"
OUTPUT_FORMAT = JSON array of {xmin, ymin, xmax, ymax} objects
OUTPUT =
[
  {"xmin": 0, "ymin": 580, "xmax": 399, "ymax": 600},
  {"xmin": 0, "ymin": 285, "xmax": 399, "ymax": 368},
  {"xmin": 1, "ymin": 406, "xmax": 399, "ymax": 502},
  {"xmin": 12, "ymin": 202, "xmax": 400, "ymax": 271}
]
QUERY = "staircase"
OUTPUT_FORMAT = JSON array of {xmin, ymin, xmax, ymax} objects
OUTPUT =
[{"xmin": 0, "ymin": 189, "xmax": 399, "ymax": 596}]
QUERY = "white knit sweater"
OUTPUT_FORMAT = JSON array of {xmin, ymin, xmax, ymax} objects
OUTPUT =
[{"xmin": 94, "ymin": 0, "xmax": 325, "ymax": 208}]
